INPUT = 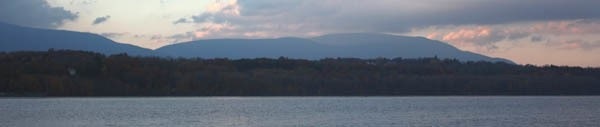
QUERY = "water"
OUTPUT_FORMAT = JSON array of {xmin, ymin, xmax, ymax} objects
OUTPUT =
[{"xmin": 1, "ymin": 96, "xmax": 599, "ymax": 127}]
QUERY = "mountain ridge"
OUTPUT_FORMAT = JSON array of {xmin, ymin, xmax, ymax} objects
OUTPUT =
[
  {"xmin": 0, "ymin": 22, "xmax": 155, "ymax": 56},
  {"xmin": 157, "ymin": 33, "xmax": 514, "ymax": 64},
  {"xmin": 0, "ymin": 22, "xmax": 514, "ymax": 64}
]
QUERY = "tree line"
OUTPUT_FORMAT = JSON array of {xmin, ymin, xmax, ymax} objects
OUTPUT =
[{"xmin": 1, "ymin": 50, "xmax": 599, "ymax": 96}]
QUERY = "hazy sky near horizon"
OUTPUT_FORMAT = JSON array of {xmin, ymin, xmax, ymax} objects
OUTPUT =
[{"xmin": 1, "ymin": 0, "xmax": 599, "ymax": 66}]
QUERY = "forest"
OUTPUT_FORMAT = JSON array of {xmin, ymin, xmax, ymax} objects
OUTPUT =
[{"xmin": 1, "ymin": 50, "xmax": 599, "ymax": 96}]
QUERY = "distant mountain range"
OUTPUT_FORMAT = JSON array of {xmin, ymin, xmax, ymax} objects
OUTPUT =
[
  {"xmin": 0, "ymin": 22, "xmax": 155, "ymax": 56},
  {"xmin": 156, "ymin": 33, "xmax": 513, "ymax": 63},
  {"xmin": 0, "ymin": 22, "xmax": 513, "ymax": 63}
]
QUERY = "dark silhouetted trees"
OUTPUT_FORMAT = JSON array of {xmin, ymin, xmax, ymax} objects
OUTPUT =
[{"xmin": 0, "ymin": 50, "xmax": 599, "ymax": 96}]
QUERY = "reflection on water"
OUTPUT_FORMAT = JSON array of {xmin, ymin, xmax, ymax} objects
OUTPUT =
[{"xmin": 1, "ymin": 96, "xmax": 599, "ymax": 127}]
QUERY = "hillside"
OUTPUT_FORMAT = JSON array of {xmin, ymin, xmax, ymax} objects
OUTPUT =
[
  {"xmin": 0, "ymin": 22, "xmax": 155, "ymax": 56},
  {"xmin": 157, "ymin": 33, "xmax": 513, "ymax": 63},
  {"xmin": 0, "ymin": 22, "xmax": 513, "ymax": 63}
]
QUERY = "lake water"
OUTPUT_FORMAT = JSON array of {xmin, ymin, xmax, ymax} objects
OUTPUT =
[{"xmin": 1, "ymin": 96, "xmax": 599, "ymax": 127}]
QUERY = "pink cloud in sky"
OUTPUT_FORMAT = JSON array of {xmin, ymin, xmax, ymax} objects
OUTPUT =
[
  {"xmin": 545, "ymin": 39, "xmax": 600, "ymax": 50},
  {"xmin": 426, "ymin": 26, "xmax": 527, "ymax": 51},
  {"xmin": 439, "ymin": 26, "xmax": 494, "ymax": 46},
  {"xmin": 530, "ymin": 20, "xmax": 600, "ymax": 35},
  {"xmin": 423, "ymin": 20, "xmax": 600, "ymax": 51}
]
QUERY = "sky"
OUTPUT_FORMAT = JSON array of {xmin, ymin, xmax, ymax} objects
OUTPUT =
[{"xmin": 0, "ymin": 0, "xmax": 599, "ymax": 67}]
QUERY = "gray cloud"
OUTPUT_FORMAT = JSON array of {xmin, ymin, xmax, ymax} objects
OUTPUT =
[
  {"xmin": 184, "ymin": 0, "xmax": 600, "ymax": 35},
  {"xmin": 172, "ymin": 18, "xmax": 189, "ymax": 24},
  {"xmin": 0, "ymin": 0, "xmax": 78, "ymax": 28},
  {"xmin": 530, "ymin": 36, "xmax": 544, "ymax": 42},
  {"xmin": 191, "ymin": 13, "xmax": 214, "ymax": 23},
  {"xmin": 69, "ymin": 0, "xmax": 97, "ymax": 5},
  {"xmin": 167, "ymin": 32, "xmax": 198, "ymax": 43},
  {"xmin": 92, "ymin": 15, "xmax": 111, "ymax": 25},
  {"xmin": 402, "ymin": 1, "xmax": 600, "ymax": 27},
  {"xmin": 100, "ymin": 32, "xmax": 127, "ymax": 38}
]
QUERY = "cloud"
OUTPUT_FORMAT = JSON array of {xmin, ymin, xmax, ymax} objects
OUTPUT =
[
  {"xmin": 100, "ymin": 32, "xmax": 127, "ymax": 38},
  {"xmin": 408, "ymin": 1, "xmax": 600, "ymax": 26},
  {"xmin": 69, "ymin": 0, "xmax": 97, "ymax": 5},
  {"xmin": 92, "ymin": 15, "xmax": 111, "ymax": 25},
  {"xmin": 172, "ymin": 18, "xmax": 189, "ymax": 24},
  {"xmin": 167, "ymin": 32, "xmax": 198, "ymax": 43},
  {"xmin": 176, "ymin": 0, "xmax": 600, "ymax": 39},
  {"xmin": 0, "ymin": 0, "xmax": 78, "ymax": 28},
  {"xmin": 546, "ymin": 39, "xmax": 600, "ymax": 50},
  {"xmin": 530, "ymin": 19, "xmax": 600, "ymax": 35},
  {"xmin": 421, "ymin": 19, "xmax": 600, "ymax": 51},
  {"xmin": 425, "ymin": 26, "xmax": 529, "ymax": 50},
  {"xmin": 530, "ymin": 36, "xmax": 544, "ymax": 42}
]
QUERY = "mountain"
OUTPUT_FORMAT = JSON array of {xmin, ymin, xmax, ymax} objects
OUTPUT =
[
  {"xmin": 157, "ymin": 33, "xmax": 514, "ymax": 63},
  {"xmin": 0, "ymin": 22, "xmax": 513, "ymax": 63},
  {"xmin": 311, "ymin": 33, "xmax": 513, "ymax": 63},
  {"xmin": 156, "ymin": 37, "xmax": 333, "ymax": 59},
  {"xmin": 0, "ymin": 22, "xmax": 154, "ymax": 56}
]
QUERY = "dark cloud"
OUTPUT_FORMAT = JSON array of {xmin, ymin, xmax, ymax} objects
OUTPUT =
[
  {"xmin": 357, "ymin": 0, "xmax": 600, "ymax": 32},
  {"xmin": 185, "ymin": 0, "xmax": 600, "ymax": 34},
  {"xmin": 421, "ymin": 1, "xmax": 600, "ymax": 25},
  {"xmin": 92, "ymin": 15, "xmax": 111, "ymax": 25},
  {"xmin": 0, "ymin": 0, "xmax": 78, "ymax": 28},
  {"xmin": 172, "ymin": 18, "xmax": 189, "ymax": 24},
  {"xmin": 236, "ymin": 1, "xmax": 305, "ymax": 16}
]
